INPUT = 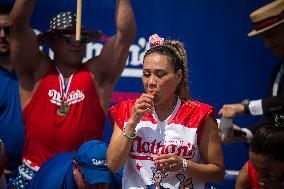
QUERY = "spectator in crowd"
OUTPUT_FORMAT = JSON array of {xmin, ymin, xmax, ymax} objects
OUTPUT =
[
  {"xmin": 0, "ymin": 3, "xmax": 24, "ymax": 178},
  {"xmin": 26, "ymin": 140, "xmax": 121, "ymax": 189},
  {"xmin": 235, "ymin": 117, "xmax": 284, "ymax": 189},
  {"xmin": 219, "ymin": 0, "xmax": 284, "ymax": 144},
  {"xmin": 8, "ymin": 0, "xmax": 136, "ymax": 188},
  {"xmin": 107, "ymin": 34, "xmax": 224, "ymax": 188}
]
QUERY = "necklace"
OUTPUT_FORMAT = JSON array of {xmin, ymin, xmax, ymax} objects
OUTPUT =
[
  {"xmin": 154, "ymin": 97, "xmax": 180, "ymax": 121},
  {"xmin": 55, "ymin": 65, "xmax": 75, "ymax": 116}
]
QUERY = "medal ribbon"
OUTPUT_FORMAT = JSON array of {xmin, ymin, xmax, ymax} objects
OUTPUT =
[{"xmin": 55, "ymin": 65, "xmax": 75, "ymax": 105}]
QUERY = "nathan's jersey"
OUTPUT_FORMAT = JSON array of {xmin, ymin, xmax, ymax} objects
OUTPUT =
[
  {"xmin": 22, "ymin": 63, "xmax": 105, "ymax": 167},
  {"xmin": 109, "ymin": 98, "xmax": 215, "ymax": 189}
]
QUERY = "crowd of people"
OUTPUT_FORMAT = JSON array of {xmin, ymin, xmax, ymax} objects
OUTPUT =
[{"xmin": 0, "ymin": 0, "xmax": 283, "ymax": 188}]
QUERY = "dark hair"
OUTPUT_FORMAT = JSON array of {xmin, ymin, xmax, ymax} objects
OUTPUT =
[
  {"xmin": 143, "ymin": 40, "xmax": 190, "ymax": 102},
  {"xmin": 0, "ymin": 3, "xmax": 12, "ymax": 15},
  {"xmin": 249, "ymin": 122, "xmax": 284, "ymax": 162}
]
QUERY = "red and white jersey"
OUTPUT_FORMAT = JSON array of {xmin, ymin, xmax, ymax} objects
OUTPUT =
[
  {"xmin": 109, "ymin": 98, "xmax": 215, "ymax": 189},
  {"xmin": 22, "ymin": 63, "xmax": 105, "ymax": 167}
]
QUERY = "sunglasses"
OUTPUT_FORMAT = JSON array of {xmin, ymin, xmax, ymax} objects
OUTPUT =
[
  {"xmin": 0, "ymin": 26, "xmax": 10, "ymax": 35},
  {"xmin": 61, "ymin": 35, "xmax": 88, "ymax": 44}
]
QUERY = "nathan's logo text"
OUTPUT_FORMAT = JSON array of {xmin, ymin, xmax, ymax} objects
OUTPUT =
[
  {"xmin": 92, "ymin": 159, "xmax": 107, "ymax": 166},
  {"xmin": 131, "ymin": 136, "xmax": 196, "ymax": 159},
  {"xmin": 48, "ymin": 89, "xmax": 85, "ymax": 106}
]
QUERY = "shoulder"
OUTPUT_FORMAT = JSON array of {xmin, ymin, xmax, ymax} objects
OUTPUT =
[
  {"xmin": 172, "ymin": 100, "xmax": 215, "ymax": 128},
  {"xmin": 181, "ymin": 100, "xmax": 215, "ymax": 114},
  {"xmin": 108, "ymin": 99, "xmax": 136, "ymax": 127},
  {"xmin": 109, "ymin": 99, "xmax": 136, "ymax": 113},
  {"xmin": 236, "ymin": 161, "xmax": 249, "ymax": 189}
]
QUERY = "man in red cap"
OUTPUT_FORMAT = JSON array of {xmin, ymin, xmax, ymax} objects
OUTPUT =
[{"xmin": 8, "ymin": 0, "xmax": 136, "ymax": 188}]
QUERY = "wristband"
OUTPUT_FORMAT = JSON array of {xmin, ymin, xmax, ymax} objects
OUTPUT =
[
  {"xmin": 122, "ymin": 125, "xmax": 136, "ymax": 139},
  {"xmin": 179, "ymin": 158, "xmax": 188, "ymax": 172},
  {"xmin": 241, "ymin": 99, "xmax": 250, "ymax": 114}
]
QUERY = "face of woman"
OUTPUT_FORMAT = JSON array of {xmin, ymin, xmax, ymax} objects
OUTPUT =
[
  {"xmin": 249, "ymin": 151, "xmax": 284, "ymax": 189},
  {"xmin": 142, "ymin": 53, "xmax": 181, "ymax": 105}
]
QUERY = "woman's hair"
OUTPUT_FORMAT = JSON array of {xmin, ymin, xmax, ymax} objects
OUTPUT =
[
  {"xmin": 143, "ymin": 39, "xmax": 190, "ymax": 102},
  {"xmin": 249, "ymin": 121, "xmax": 284, "ymax": 162}
]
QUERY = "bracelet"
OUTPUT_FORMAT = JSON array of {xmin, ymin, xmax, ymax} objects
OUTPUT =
[
  {"xmin": 179, "ymin": 158, "xmax": 188, "ymax": 172},
  {"xmin": 122, "ymin": 125, "xmax": 136, "ymax": 139}
]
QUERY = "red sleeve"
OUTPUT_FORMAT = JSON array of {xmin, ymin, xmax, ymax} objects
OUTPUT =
[
  {"xmin": 247, "ymin": 160, "xmax": 261, "ymax": 188},
  {"xmin": 194, "ymin": 102, "xmax": 216, "ymax": 145},
  {"xmin": 108, "ymin": 99, "xmax": 136, "ymax": 130}
]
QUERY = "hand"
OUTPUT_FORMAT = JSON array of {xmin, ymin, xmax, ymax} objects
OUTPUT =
[
  {"xmin": 219, "ymin": 124, "xmax": 248, "ymax": 144},
  {"xmin": 129, "ymin": 93, "xmax": 154, "ymax": 125},
  {"xmin": 154, "ymin": 153, "xmax": 183, "ymax": 173},
  {"xmin": 218, "ymin": 103, "xmax": 245, "ymax": 118}
]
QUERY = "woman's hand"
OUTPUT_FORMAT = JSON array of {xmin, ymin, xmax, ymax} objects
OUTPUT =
[
  {"xmin": 129, "ymin": 93, "xmax": 154, "ymax": 125},
  {"xmin": 154, "ymin": 153, "xmax": 183, "ymax": 173}
]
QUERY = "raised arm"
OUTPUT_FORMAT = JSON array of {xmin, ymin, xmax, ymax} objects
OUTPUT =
[
  {"xmin": 107, "ymin": 94, "xmax": 153, "ymax": 172},
  {"xmin": 9, "ymin": 0, "xmax": 42, "ymax": 81},
  {"xmin": 89, "ymin": 0, "xmax": 136, "ymax": 86}
]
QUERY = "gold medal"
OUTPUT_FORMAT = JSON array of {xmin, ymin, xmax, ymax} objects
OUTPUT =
[
  {"xmin": 55, "ymin": 65, "xmax": 76, "ymax": 117},
  {"xmin": 56, "ymin": 103, "xmax": 70, "ymax": 116}
]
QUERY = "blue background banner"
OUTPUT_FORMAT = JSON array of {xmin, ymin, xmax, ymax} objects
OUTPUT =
[{"xmin": 4, "ymin": 0, "xmax": 277, "ymax": 171}]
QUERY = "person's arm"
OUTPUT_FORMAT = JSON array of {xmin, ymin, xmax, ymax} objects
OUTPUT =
[
  {"xmin": 89, "ymin": 0, "xmax": 136, "ymax": 86},
  {"xmin": 259, "ymin": 95, "xmax": 284, "ymax": 115},
  {"xmin": 154, "ymin": 117, "xmax": 225, "ymax": 182},
  {"xmin": 9, "ymin": 0, "xmax": 43, "ymax": 83},
  {"xmin": 187, "ymin": 116, "xmax": 224, "ymax": 182},
  {"xmin": 218, "ymin": 94, "xmax": 284, "ymax": 118},
  {"xmin": 107, "ymin": 93, "xmax": 153, "ymax": 172},
  {"xmin": 235, "ymin": 162, "xmax": 249, "ymax": 189},
  {"xmin": 107, "ymin": 122, "xmax": 135, "ymax": 172},
  {"xmin": 219, "ymin": 124, "xmax": 253, "ymax": 144}
]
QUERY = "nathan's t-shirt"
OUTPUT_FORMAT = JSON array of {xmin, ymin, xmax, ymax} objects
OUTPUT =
[
  {"xmin": 23, "ymin": 64, "xmax": 105, "ymax": 167},
  {"xmin": 109, "ymin": 98, "xmax": 215, "ymax": 189}
]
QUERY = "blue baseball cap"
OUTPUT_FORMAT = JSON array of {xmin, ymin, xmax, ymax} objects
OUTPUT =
[{"xmin": 75, "ymin": 140, "xmax": 112, "ymax": 185}]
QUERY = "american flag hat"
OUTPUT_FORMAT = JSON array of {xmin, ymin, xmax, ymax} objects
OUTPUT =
[{"xmin": 37, "ymin": 11, "xmax": 108, "ymax": 45}]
